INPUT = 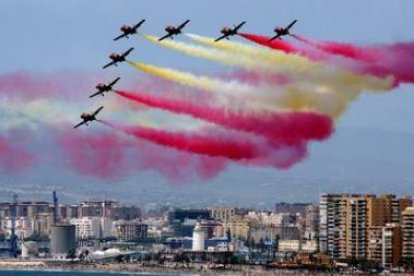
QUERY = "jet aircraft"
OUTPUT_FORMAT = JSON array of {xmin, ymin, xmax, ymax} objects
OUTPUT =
[
  {"xmin": 214, "ymin": 21, "xmax": 246, "ymax": 42},
  {"xmin": 102, "ymin": 48, "xmax": 134, "ymax": 69},
  {"xmin": 158, "ymin": 20, "xmax": 190, "ymax": 41},
  {"xmin": 269, "ymin": 19, "xmax": 297, "ymax": 41},
  {"xmin": 113, "ymin": 19, "xmax": 146, "ymax": 41},
  {"xmin": 74, "ymin": 106, "xmax": 104, "ymax": 129},
  {"xmin": 89, "ymin": 77, "xmax": 121, "ymax": 98}
]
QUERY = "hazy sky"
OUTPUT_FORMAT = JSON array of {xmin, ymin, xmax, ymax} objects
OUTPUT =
[{"xmin": 1, "ymin": 1, "xmax": 414, "ymax": 204}]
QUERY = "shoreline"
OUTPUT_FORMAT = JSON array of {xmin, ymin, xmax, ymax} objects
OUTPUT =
[{"xmin": 0, "ymin": 261, "xmax": 333, "ymax": 276}]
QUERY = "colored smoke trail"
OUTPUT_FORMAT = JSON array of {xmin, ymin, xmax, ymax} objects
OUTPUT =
[
  {"xmin": 115, "ymin": 90, "xmax": 334, "ymax": 143},
  {"xmin": 58, "ymin": 131, "xmax": 133, "ymax": 180},
  {"xmin": 141, "ymin": 33, "xmax": 289, "ymax": 76},
  {"xmin": 101, "ymin": 120, "xmax": 308, "ymax": 169},
  {"xmin": 291, "ymin": 35, "xmax": 414, "ymax": 84},
  {"xmin": 186, "ymin": 34, "xmax": 394, "ymax": 92},
  {"xmin": 127, "ymin": 60, "xmax": 392, "ymax": 118},
  {"xmin": 239, "ymin": 33, "xmax": 298, "ymax": 54},
  {"xmin": 127, "ymin": 60, "xmax": 261, "ymax": 99},
  {"xmin": 101, "ymin": 120, "xmax": 259, "ymax": 160},
  {"xmin": 292, "ymin": 34, "xmax": 380, "ymax": 63},
  {"xmin": 0, "ymin": 135, "xmax": 34, "ymax": 172},
  {"xmin": 57, "ymin": 130, "xmax": 227, "ymax": 182}
]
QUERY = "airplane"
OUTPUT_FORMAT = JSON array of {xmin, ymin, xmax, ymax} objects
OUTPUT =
[
  {"xmin": 214, "ymin": 21, "xmax": 246, "ymax": 42},
  {"xmin": 102, "ymin": 48, "xmax": 134, "ymax": 69},
  {"xmin": 89, "ymin": 77, "xmax": 121, "ymax": 98},
  {"xmin": 158, "ymin": 20, "xmax": 190, "ymax": 41},
  {"xmin": 73, "ymin": 106, "xmax": 104, "ymax": 129},
  {"xmin": 269, "ymin": 19, "xmax": 297, "ymax": 41},
  {"xmin": 113, "ymin": 19, "xmax": 146, "ymax": 41}
]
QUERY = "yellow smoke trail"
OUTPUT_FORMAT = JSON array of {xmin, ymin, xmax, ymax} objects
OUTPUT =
[
  {"xmin": 127, "ymin": 60, "xmax": 356, "ymax": 118},
  {"xmin": 185, "ymin": 33, "xmax": 394, "ymax": 92},
  {"xmin": 141, "ymin": 33, "xmax": 282, "ymax": 74}
]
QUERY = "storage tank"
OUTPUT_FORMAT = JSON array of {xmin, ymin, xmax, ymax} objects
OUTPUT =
[
  {"xmin": 21, "ymin": 241, "xmax": 39, "ymax": 259},
  {"xmin": 50, "ymin": 224, "xmax": 76, "ymax": 259},
  {"xmin": 192, "ymin": 220, "xmax": 205, "ymax": 251}
]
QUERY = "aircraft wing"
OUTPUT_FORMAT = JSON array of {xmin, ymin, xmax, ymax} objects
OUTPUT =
[
  {"xmin": 133, "ymin": 19, "xmax": 146, "ymax": 30},
  {"xmin": 214, "ymin": 35, "xmax": 227, "ymax": 42},
  {"xmin": 158, "ymin": 33, "xmax": 172, "ymax": 41},
  {"xmin": 74, "ymin": 121, "xmax": 85, "ymax": 129},
  {"xmin": 109, "ymin": 77, "xmax": 121, "ymax": 86},
  {"xmin": 269, "ymin": 34, "xmax": 282, "ymax": 42},
  {"xmin": 89, "ymin": 91, "xmax": 102, "ymax": 98},
  {"xmin": 92, "ymin": 106, "xmax": 104, "ymax": 116},
  {"xmin": 178, "ymin": 19, "xmax": 190, "ymax": 30},
  {"xmin": 102, "ymin": 61, "xmax": 116, "ymax": 69},
  {"xmin": 286, "ymin": 19, "xmax": 297, "ymax": 31},
  {"xmin": 114, "ymin": 33, "xmax": 127, "ymax": 41},
  {"xmin": 234, "ymin": 21, "xmax": 246, "ymax": 32},
  {"xmin": 122, "ymin": 47, "xmax": 134, "ymax": 57}
]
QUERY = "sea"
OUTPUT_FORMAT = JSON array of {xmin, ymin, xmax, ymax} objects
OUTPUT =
[{"xmin": 0, "ymin": 271, "xmax": 191, "ymax": 276}]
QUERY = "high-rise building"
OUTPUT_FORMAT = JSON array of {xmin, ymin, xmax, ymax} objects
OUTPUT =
[
  {"xmin": 367, "ymin": 223, "xmax": 402, "ymax": 268},
  {"xmin": 320, "ymin": 193, "xmax": 411, "ymax": 260},
  {"xmin": 319, "ymin": 194, "xmax": 346, "ymax": 258},
  {"xmin": 402, "ymin": 207, "xmax": 414, "ymax": 260}
]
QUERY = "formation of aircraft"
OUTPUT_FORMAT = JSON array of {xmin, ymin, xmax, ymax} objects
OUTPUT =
[
  {"xmin": 73, "ymin": 106, "xmax": 104, "ymax": 129},
  {"xmin": 102, "ymin": 47, "xmax": 134, "ymax": 69},
  {"xmin": 113, "ymin": 19, "xmax": 146, "ymax": 41},
  {"xmin": 215, "ymin": 21, "xmax": 246, "ymax": 42},
  {"xmin": 89, "ymin": 77, "xmax": 121, "ymax": 98},
  {"xmin": 158, "ymin": 20, "xmax": 190, "ymax": 41},
  {"xmin": 269, "ymin": 19, "xmax": 298, "ymax": 41},
  {"xmin": 76, "ymin": 18, "xmax": 298, "ymax": 129}
]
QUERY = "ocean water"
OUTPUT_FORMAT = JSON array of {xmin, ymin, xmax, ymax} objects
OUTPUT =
[{"xmin": 0, "ymin": 271, "xmax": 187, "ymax": 276}]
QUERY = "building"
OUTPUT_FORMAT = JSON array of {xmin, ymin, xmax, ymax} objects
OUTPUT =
[
  {"xmin": 192, "ymin": 220, "xmax": 205, "ymax": 251},
  {"xmin": 343, "ymin": 195, "xmax": 370, "ymax": 260},
  {"xmin": 219, "ymin": 217, "xmax": 250, "ymax": 240},
  {"xmin": 275, "ymin": 202, "xmax": 310, "ymax": 216},
  {"xmin": 167, "ymin": 209, "xmax": 211, "ymax": 224},
  {"xmin": 320, "ymin": 193, "xmax": 411, "ymax": 260},
  {"xmin": 116, "ymin": 220, "xmax": 148, "ymax": 241},
  {"xmin": 1, "ymin": 217, "xmax": 34, "ymax": 239},
  {"xmin": 382, "ymin": 223, "xmax": 402, "ymax": 268},
  {"xmin": 402, "ymin": 207, "xmax": 414, "ymax": 260},
  {"xmin": 368, "ymin": 223, "xmax": 402, "ymax": 268},
  {"xmin": 70, "ymin": 217, "xmax": 112, "ymax": 239},
  {"xmin": 319, "ymin": 193, "xmax": 346, "ymax": 258},
  {"xmin": 209, "ymin": 207, "xmax": 236, "ymax": 221},
  {"xmin": 368, "ymin": 226, "xmax": 383, "ymax": 264},
  {"xmin": 305, "ymin": 205, "xmax": 319, "ymax": 241}
]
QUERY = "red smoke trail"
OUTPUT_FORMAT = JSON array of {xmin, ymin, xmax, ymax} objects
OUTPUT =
[
  {"xmin": 292, "ymin": 34, "xmax": 380, "ymax": 63},
  {"xmin": 292, "ymin": 35, "xmax": 414, "ymax": 84},
  {"xmin": 0, "ymin": 136, "xmax": 34, "ymax": 172},
  {"xmin": 101, "ymin": 120, "xmax": 259, "ymax": 160},
  {"xmin": 57, "ymin": 129, "xmax": 227, "ymax": 182},
  {"xmin": 58, "ymin": 131, "xmax": 134, "ymax": 180},
  {"xmin": 115, "ymin": 90, "xmax": 333, "ymax": 144},
  {"xmin": 238, "ymin": 33, "xmax": 299, "ymax": 53}
]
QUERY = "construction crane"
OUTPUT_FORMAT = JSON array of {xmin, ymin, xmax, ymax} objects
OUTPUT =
[{"xmin": 9, "ymin": 194, "xmax": 18, "ymax": 258}]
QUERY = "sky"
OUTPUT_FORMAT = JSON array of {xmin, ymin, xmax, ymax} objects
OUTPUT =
[{"xmin": 0, "ymin": 0, "xmax": 413, "ymax": 206}]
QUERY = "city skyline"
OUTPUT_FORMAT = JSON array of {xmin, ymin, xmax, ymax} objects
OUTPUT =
[{"xmin": 1, "ymin": 1, "xmax": 414, "ymax": 206}]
